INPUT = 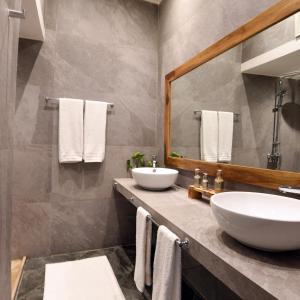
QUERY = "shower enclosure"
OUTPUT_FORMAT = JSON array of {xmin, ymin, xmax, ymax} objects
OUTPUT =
[{"xmin": 0, "ymin": 0, "xmax": 21, "ymax": 299}]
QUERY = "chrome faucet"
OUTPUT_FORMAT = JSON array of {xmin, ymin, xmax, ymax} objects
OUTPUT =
[
  {"xmin": 279, "ymin": 186, "xmax": 300, "ymax": 195},
  {"xmin": 152, "ymin": 155, "xmax": 157, "ymax": 172}
]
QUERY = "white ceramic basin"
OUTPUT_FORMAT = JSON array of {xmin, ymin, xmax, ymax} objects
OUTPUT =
[
  {"xmin": 211, "ymin": 192, "xmax": 300, "ymax": 251},
  {"xmin": 132, "ymin": 167, "xmax": 178, "ymax": 190}
]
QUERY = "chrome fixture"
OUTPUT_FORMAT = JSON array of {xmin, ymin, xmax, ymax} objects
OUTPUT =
[
  {"xmin": 176, "ymin": 238, "xmax": 190, "ymax": 248},
  {"xmin": 267, "ymin": 79, "xmax": 287, "ymax": 170},
  {"xmin": 44, "ymin": 96, "xmax": 114, "ymax": 110},
  {"xmin": 127, "ymin": 194, "xmax": 190, "ymax": 248},
  {"xmin": 120, "ymin": 189, "xmax": 190, "ymax": 249},
  {"xmin": 8, "ymin": 8, "xmax": 25, "ymax": 19},
  {"xmin": 146, "ymin": 215, "xmax": 190, "ymax": 248},
  {"xmin": 113, "ymin": 182, "xmax": 118, "ymax": 190},
  {"xmin": 151, "ymin": 155, "xmax": 157, "ymax": 172},
  {"xmin": 193, "ymin": 110, "xmax": 240, "ymax": 122},
  {"xmin": 278, "ymin": 186, "xmax": 300, "ymax": 195}
]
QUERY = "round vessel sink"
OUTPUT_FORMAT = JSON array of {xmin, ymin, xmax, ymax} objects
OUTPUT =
[
  {"xmin": 211, "ymin": 192, "xmax": 300, "ymax": 251},
  {"xmin": 132, "ymin": 167, "xmax": 178, "ymax": 190}
]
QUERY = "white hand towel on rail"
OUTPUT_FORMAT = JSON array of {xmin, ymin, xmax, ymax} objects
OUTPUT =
[
  {"xmin": 83, "ymin": 100, "xmax": 108, "ymax": 163},
  {"xmin": 201, "ymin": 110, "xmax": 218, "ymax": 162},
  {"xmin": 59, "ymin": 98, "xmax": 84, "ymax": 163},
  {"xmin": 134, "ymin": 207, "xmax": 152, "ymax": 292},
  {"xmin": 152, "ymin": 225, "xmax": 181, "ymax": 300},
  {"xmin": 218, "ymin": 111, "xmax": 234, "ymax": 162}
]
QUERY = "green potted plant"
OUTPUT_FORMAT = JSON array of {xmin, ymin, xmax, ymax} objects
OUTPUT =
[
  {"xmin": 170, "ymin": 151, "xmax": 183, "ymax": 158},
  {"xmin": 127, "ymin": 151, "xmax": 158, "ymax": 176}
]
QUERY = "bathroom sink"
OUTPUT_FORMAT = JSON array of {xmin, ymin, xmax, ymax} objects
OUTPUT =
[
  {"xmin": 132, "ymin": 167, "xmax": 178, "ymax": 190},
  {"xmin": 211, "ymin": 192, "xmax": 300, "ymax": 251}
]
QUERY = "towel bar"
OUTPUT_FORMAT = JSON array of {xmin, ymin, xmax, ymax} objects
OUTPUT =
[
  {"xmin": 112, "ymin": 184, "xmax": 191, "ymax": 250},
  {"xmin": 44, "ymin": 97, "xmax": 114, "ymax": 110},
  {"xmin": 146, "ymin": 215, "xmax": 190, "ymax": 249},
  {"xmin": 194, "ymin": 110, "xmax": 239, "ymax": 122}
]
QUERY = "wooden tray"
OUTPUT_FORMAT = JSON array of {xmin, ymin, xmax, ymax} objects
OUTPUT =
[{"xmin": 188, "ymin": 185, "xmax": 225, "ymax": 201}]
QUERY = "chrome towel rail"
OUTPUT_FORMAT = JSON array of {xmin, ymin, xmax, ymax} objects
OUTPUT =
[
  {"xmin": 146, "ymin": 215, "xmax": 190, "ymax": 249},
  {"xmin": 194, "ymin": 110, "xmax": 240, "ymax": 122},
  {"xmin": 113, "ymin": 183, "xmax": 190, "ymax": 250},
  {"xmin": 44, "ymin": 97, "xmax": 114, "ymax": 110}
]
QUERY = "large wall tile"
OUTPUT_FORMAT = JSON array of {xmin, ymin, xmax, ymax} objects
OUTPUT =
[
  {"xmin": 50, "ymin": 195, "xmax": 136, "ymax": 254},
  {"xmin": 56, "ymin": 0, "xmax": 158, "ymax": 50},
  {"xmin": 13, "ymin": 146, "xmax": 51, "ymax": 203},
  {"xmin": 44, "ymin": 0, "xmax": 58, "ymax": 31},
  {"xmin": 14, "ymin": 84, "xmax": 56, "ymax": 146},
  {"xmin": 220, "ymin": 0, "xmax": 278, "ymax": 30},
  {"xmin": 15, "ymin": 31, "xmax": 56, "ymax": 147},
  {"xmin": 17, "ymin": 31, "xmax": 55, "ymax": 93},
  {"xmin": 11, "ymin": 202, "xmax": 51, "ymax": 258}
]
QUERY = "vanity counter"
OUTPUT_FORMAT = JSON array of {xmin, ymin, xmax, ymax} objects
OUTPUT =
[{"xmin": 114, "ymin": 178, "xmax": 300, "ymax": 300}]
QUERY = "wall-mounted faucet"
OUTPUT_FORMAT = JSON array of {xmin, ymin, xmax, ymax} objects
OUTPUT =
[{"xmin": 279, "ymin": 186, "xmax": 300, "ymax": 195}]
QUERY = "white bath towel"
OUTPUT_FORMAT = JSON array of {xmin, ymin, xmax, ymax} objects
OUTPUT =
[
  {"xmin": 152, "ymin": 226, "xmax": 181, "ymax": 300},
  {"xmin": 83, "ymin": 100, "xmax": 108, "ymax": 162},
  {"xmin": 43, "ymin": 256, "xmax": 125, "ymax": 300},
  {"xmin": 201, "ymin": 110, "xmax": 218, "ymax": 162},
  {"xmin": 218, "ymin": 111, "xmax": 234, "ymax": 162},
  {"xmin": 134, "ymin": 207, "xmax": 152, "ymax": 292},
  {"xmin": 59, "ymin": 98, "xmax": 84, "ymax": 163}
]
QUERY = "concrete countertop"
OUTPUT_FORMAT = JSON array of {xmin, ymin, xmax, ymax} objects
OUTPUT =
[{"xmin": 114, "ymin": 178, "xmax": 300, "ymax": 300}]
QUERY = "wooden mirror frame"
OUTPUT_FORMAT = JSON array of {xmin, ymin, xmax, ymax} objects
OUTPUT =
[{"xmin": 164, "ymin": 0, "xmax": 300, "ymax": 190}]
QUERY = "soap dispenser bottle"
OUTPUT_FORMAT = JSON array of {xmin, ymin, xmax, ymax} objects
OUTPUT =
[
  {"xmin": 214, "ymin": 169, "xmax": 224, "ymax": 192},
  {"xmin": 202, "ymin": 173, "xmax": 208, "ymax": 190},
  {"xmin": 194, "ymin": 168, "xmax": 201, "ymax": 188}
]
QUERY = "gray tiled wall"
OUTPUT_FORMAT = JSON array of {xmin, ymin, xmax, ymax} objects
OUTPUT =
[
  {"xmin": 12, "ymin": 0, "xmax": 159, "ymax": 258},
  {"xmin": 242, "ymin": 15, "xmax": 295, "ymax": 62}
]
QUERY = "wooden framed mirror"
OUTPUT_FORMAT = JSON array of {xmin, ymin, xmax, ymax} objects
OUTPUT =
[{"xmin": 164, "ymin": 0, "xmax": 300, "ymax": 190}]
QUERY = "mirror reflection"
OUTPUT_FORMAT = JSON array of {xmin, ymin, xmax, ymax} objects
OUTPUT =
[{"xmin": 171, "ymin": 13, "xmax": 300, "ymax": 172}]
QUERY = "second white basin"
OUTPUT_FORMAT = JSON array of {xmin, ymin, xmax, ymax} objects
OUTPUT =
[
  {"xmin": 211, "ymin": 192, "xmax": 300, "ymax": 251},
  {"xmin": 132, "ymin": 167, "xmax": 178, "ymax": 190}
]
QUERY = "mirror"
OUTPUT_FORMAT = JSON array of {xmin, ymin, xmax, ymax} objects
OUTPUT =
[{"xmin": 170, "ymin": 12, "xmax": 300, "ymax": 173}]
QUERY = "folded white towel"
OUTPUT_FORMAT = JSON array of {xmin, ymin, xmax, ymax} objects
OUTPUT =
[
  {"xmin": 218, "ymin": 111, "xmax": 234, "ymax": 162},
  {"xmin": 59, "ymin": 98, "xmax": 84, "ymax": 163},
  {"xmin": 43, "ymin": 256, "xmax": 125, "ymax": 300},
  {"xmin": 83, "ymin": 100, "xmax": 108, "ymax": 163},
  {"xmin": 134, "ymin": 207, "xmax": 152, "ymax": 292},
  {"xmin": 152, "ymin": 225, "xmax": 181, "ymax": 300},
  {"xmin": 201, "ymin": 110, "xmax": 218, "ymax": 162}
]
